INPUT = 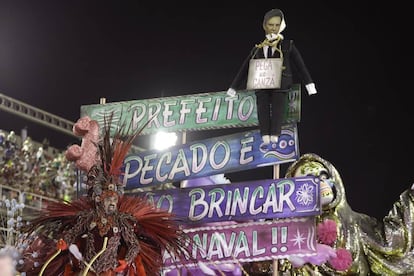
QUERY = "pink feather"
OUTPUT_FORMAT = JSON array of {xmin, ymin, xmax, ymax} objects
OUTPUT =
[
  {"xmin": 317, "ymin": 219, "xmax": 337, "ymax": 245},
  {"xmin": 328, "ymin": 248, "xmax": 353, "ymax": 271}
]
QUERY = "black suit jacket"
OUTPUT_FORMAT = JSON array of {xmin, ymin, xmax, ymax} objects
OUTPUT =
[{"xmin": 230, "ymin": 39, "xmax": 313, "ymax": 91}]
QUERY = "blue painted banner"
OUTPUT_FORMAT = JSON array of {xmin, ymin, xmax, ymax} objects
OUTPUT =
[
  {"xmin": 133, "ymin": 176, "xmax": 321, "ymax": 224},
  {"xmin": 121, "ymin": 125, "xmax": 299, "ymax": 189},
  {"xmin": 163, "ymin": 217, "xmax": 317, "ymax": 270},
  {"xmin": 80, "ymin": 85, "xmax": 300, "ymax": 136}
]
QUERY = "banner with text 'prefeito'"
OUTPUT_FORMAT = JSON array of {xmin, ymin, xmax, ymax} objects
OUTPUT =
[{"xmin": 80, "ymin": 86, "xmax": 300, "ymax": 136}]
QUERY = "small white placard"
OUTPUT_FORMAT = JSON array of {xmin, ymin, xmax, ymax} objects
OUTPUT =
[{"xmin": 247, "ymin": 58, "xmax": 283, "ymax": 89}]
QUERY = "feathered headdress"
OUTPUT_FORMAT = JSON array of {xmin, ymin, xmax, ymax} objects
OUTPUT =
[
  {"xmin": 86, "ymin": 114, "xmax": 138, "ymax": 202},
  {"xmin": 16, "ymin": 114, "xmax": 189, "ymax": 276}
]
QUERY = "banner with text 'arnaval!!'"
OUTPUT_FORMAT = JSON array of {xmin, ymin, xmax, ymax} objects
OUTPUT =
[
  {"xmin": 121, "ymin": 125, "xmax": 299, "ymax": 188},
  {"xmin": 80, "ymin": 86, "xmax": 301, "ymax": 136},
  {"xmin": 134, "ymin": 176, "xmax": 321, "ymax": 223},
  {"xmin": 162, "ymin": 217, "xmax": 317, "ymax": 270}
]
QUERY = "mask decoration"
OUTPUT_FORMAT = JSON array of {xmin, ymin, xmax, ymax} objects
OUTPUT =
[
  {"xmin": 292, "ymin": 160, "xmax": 334, "ymax": 206},
  {"xmin": 281, "ymin": 153, "xmax": 414, "ymax": 275},
  {"xmin": 16, "ymin": 115, "xmax": 190, "ymax": 276},
  {"xmin": 245, "ymin": 153, "xmax": 414, "ymax": 275}
]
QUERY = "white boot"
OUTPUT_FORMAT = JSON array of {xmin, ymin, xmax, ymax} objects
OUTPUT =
[
  {"xmin": 270, "ymin": 135, "xmax": 278, "ymax": 143},
  {"xmin": 262, "ymin": 135, "xmax": 270, "ymax": 145}
]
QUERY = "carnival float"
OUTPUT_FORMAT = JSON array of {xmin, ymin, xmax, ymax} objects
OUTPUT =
[{"xmin": 1, "ymin": 7, "xmax": 413, "ymax": 276}]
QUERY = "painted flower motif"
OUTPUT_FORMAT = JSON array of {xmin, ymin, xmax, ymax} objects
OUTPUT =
[{"xmin": 295, "ymin": 183, "xmax": 314, "ymax": 205}]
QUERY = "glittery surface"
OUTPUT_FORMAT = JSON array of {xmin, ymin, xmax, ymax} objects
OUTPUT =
[{"xmin": 245, "ymin": 153, "xmax": 414, "ymax": 275}]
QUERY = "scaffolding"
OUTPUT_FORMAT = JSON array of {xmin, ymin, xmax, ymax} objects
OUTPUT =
[
  {"xmin": 0, "ymin": 92, "xmax": 75, "ymax": 137},
  {"xmin": 0, "ymin": 93, "xmax": 78, "ymax": 247}
]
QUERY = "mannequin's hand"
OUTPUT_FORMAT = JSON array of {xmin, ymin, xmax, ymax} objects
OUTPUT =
[
  {"xmin": 306, "ymin": 83, "xmax": 317, "ymax": 95},
  {"xmin": 227, "ymin": 88, "xmax": 237, "ymax": 97}
]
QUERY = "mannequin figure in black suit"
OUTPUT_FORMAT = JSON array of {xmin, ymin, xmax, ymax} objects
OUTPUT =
[{"xmin": 227, "ymin": 9, "xmax": 317, "ymax": 145}]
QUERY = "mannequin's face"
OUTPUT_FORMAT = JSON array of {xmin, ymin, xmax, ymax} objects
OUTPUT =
[{"xmin": 263, "ymin": 16, "xmax": 282, "ymax": 35}]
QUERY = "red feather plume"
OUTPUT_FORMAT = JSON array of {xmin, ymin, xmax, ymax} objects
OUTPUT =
[{"xmin": 16, "ymin": 113, "xmax": 190, "ymax": 276}]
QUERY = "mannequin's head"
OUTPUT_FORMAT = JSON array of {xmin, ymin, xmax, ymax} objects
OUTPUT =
[{"xmin": 263, "ymin": 9, "xmax": 284, "ymax": 36}]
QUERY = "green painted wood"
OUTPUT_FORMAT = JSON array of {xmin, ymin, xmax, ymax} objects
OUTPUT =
[{"xmin": 80, "ymin": 86, "xmax": 300, "ymax": 136}]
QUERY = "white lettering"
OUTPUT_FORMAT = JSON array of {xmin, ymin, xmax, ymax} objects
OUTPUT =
[
  {"xmin": 210, "ymin": 141, "xmax": 230, "ymax": 169},
  {"xmin": 240, "ymin": 137, "xmax": 254, "ymax": 164},
  {"xmin": 189, "ymin": 189, "xmax": 208, "ymax": 221},
  {"xmin": 155, "ymin": 152, "xmax": 172, "ymax": 182},
  {"xmin": 140, "ymin": 153, "xmax": 157, "ymax": 184},
  {"xmin": 148, "ymin": 102, "xmax": 161, "ymax": 128},
  {"xmin": 195, "ymin": 98, "xmax": 211, "ymax": 123},
  {"xmin": 179, "ymin": 99, "xmax": 194, "ymax": 124},
  {"xmin": 163, "ymin": 101, "xmax": 176, "ymax": 127},
  {"xmin": 168, "ymin": 149, "xmax": 191, "ymax": 180},
  {"xmin": 250, "ymin": 187, "xmax": 264, "ymax": 215},
  {"xmin": 208, "ymin": 188, "xmax": 225, "ymax": 218},
  {"xmin": 190, "ymin": 143, "xmax": 208, "ymax": 173}
]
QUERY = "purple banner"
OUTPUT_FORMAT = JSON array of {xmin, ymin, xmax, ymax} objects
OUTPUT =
[
  {"xmin": 122, "ymin": 125, "xmax": 298, "ymax": 189},
  {"xmin": 134, "ymin": 176, "xmax": 321, "ymax": 223},
  {"xmin": 163, "ymin": 217, "xmax": 317, "ymax": 270}
]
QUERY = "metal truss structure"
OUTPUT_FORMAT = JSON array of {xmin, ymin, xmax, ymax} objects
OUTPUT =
[{"xmin": 0, "ymin": 92, "xmax": 75, "ymax": 137}]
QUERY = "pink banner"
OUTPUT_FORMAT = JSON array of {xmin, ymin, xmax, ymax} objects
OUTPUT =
[{"xmin": 163, "ymin": 217, "xmax": 316, "ymax": 270}]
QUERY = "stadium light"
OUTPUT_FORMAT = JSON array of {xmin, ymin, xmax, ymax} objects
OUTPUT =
[{"xmin": 152, "ymin": 131, "xmax": 177, "ymax": 150}]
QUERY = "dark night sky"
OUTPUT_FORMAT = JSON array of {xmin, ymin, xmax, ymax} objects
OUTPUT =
[{"xmin": 0, "ymin": 1, "xmax": 412, "ymax": 220}]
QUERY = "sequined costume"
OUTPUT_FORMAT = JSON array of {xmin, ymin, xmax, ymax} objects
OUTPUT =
[{"xmin": 16, "ymin": 116, "xmax": 189, "ymax": 276}]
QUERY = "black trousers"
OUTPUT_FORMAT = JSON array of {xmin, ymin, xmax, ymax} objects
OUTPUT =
[{"xmin": 255, "ymin": 89, "xmax": 287, "ymax": 137}]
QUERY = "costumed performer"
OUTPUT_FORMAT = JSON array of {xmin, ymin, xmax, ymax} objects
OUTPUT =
[{"xmin": 16, "ymin": 115, "xmax": 190, "ymax": 276}]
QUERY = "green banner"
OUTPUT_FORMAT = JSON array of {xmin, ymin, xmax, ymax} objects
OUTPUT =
[{"xmin": 80, "ymin": 86, "xmax": 301, "ymax": 136}]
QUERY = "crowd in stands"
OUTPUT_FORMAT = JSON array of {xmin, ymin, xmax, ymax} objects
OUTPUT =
[
  {"xmin": 0, "ymin": 130, "xmax": 77, "ymax": 201},
  {"xmin": 1, "ymin": 129, "xmax": 78, "ymax": 248}
]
